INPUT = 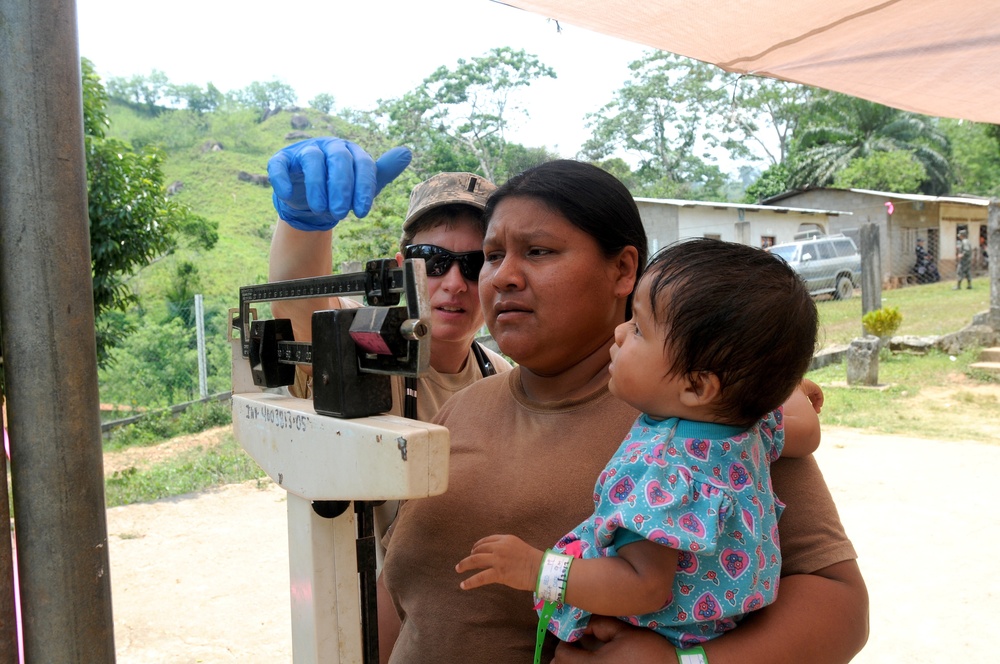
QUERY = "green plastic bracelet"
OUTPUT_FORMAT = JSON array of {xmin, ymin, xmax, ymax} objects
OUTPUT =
[
  {"xmin": 676, "ymin": 645, "xmax": 708, "ymax": 664},
  {"xmin": 534, "ymin": 550, "xmax": 573, "ymax": 664}
]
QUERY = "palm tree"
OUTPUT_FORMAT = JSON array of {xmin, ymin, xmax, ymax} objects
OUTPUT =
[{"xmin": 789, "ymin": 93, "xmax": 952, "ymax": 194}]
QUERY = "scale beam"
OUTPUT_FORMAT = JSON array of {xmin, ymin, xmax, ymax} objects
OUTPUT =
[{"xmin": 232, "ymin": 393, "xmax": 448, "ymax": 502}]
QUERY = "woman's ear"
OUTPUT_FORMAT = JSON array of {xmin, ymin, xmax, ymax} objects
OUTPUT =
[
  {"xmin": 679, "ymin": 371, "xmax": 722, "ymax": 408},
  {"xmin": 612, "ymin": 246, "xmax": 640, "ymax": 299},
  {"xmin": 395, "ymin": 251, "xmax": 405, "ymax": 267}
]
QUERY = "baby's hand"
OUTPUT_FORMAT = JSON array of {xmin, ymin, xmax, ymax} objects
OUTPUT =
[
  {"xmin": 800, "ymin": 378, "xmax": 824, "ymax": 414},
  {"xmin": 456, "ymin": 534, "xmax": 543, "ymax": 592}
]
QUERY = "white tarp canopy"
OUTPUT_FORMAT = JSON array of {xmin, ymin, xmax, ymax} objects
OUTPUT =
[{"xmin": 500, "ymin": 0, "xmax": 1000, "ymax": 124}]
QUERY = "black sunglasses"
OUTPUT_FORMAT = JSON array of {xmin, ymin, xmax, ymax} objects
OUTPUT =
[{"xmin": 404, "ymin": 244, "xmax": 485, "ymax": 281}]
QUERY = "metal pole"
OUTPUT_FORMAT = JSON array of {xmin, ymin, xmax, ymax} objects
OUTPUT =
[
  {"xmin": 1, "ymin": 406, "xmax": 18, "ymax": 662},
  {"xmin": 0, "ymin": 0, "xmax": 116, "ymax": 660},
  {"xmin": 989, "ymin": 201, "xmax": 999, "ymax": 331},
  {"xmin": 195, "ymin": 294, "xmax": 208, "ymax": 399}
]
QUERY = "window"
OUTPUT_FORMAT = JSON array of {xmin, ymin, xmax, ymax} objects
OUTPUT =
[
  {"xmin": 833, "ymin": 239, "xmax": 858, "ymax": 257},
  {"xmin": 768, "ymin": 245, "xmax": 797, "ymax": 262},
  {"xmin": 761, "ymin": 236, "xmax": 776, "ymax": 249},
  {"xmin": 814, "ymin": 242, "xmax": 836, "ymax": 260}
]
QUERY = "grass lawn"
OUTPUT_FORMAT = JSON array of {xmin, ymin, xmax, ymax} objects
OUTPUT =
[
  {"xmin": 815, "ymin": 279, "xmax": 990, "ymax": 348},
  {"xmin": 808, "ymin": 346, "xmax": 999, "ymax": 443},
  {"xmin": 103, "ymin": 434, "xmax": 266, "ymax": 508},
  {"xmin": 809, "ymin": 279, "xmax": 998, "ymax": 443}
]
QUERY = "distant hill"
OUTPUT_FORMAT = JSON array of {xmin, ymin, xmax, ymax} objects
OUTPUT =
[{"xmin": 105, "ymin": 102, "xmax": 410, "ymax": 310}]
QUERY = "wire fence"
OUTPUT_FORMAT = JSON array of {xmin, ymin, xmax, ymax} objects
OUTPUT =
[{"xmin": 100, "ymin": 391, "xmax": 231, "ymax": 438}]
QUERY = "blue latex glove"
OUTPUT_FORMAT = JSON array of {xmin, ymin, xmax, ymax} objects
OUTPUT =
[{"xmin": 267, "ymin": 138, "xmax": 412, "ymax": 231}]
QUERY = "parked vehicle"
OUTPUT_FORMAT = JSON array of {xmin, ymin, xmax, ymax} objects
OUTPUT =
[{"xmin": 766, "ymin": 234, "xmax": 861, "ymax": 299}]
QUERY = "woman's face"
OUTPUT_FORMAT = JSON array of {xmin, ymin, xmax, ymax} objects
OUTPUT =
[
  {"xmin": 400, "ymin": 215, "xmax": 486, "ymax": 346},
  {"xmin": 480, "ymin": 196, "xmax": 636, "ymax": 373}
]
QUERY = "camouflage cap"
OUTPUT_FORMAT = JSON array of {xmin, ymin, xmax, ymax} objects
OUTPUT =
[{"xmin": 403, "ymin": 172, "xmax": 497, "ymax": 232}]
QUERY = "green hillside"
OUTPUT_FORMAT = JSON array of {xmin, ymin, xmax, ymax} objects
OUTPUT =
[{"xmin": 94, "ymin": 103, "xmax": 431, "ymax": 406}]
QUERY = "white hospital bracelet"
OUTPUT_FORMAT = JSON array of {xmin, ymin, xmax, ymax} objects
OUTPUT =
[
  {"xmin": 536, "ymin": 549, "xmax": 573, "ymax": 603},
  {"xmin": 676, "ymin": 645, "xmax": 709, "ymax": 664}
]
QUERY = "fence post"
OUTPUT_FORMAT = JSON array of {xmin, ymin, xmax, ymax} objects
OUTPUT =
[
  {"xmin": 196, "ymin": 294, "xmax": 208, "ymax": 399},
  {"xmin": 989, "ymin": 201, "xmax": 999, "ymax": 331},
  {"xmin": 860, "ymin": 222, "xmax": 883, "ymax": 335},
  {"xmin": 0, "ymin": 418, "xmax": 16, "ymax": 663}
]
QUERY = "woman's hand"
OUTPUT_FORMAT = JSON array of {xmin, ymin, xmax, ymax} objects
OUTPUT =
[
  {"xmin": 267, "ymin": 137, "xmax": 411, "ymax": 229},
  {"xmin": 551, "ymin": 616, "xmax": 676, "ymax": 663}
]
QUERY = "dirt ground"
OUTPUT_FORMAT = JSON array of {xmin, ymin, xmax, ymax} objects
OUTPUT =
[{"xmin": 89, "ymin": 380, "xmax": 1000, "ymax": 662}]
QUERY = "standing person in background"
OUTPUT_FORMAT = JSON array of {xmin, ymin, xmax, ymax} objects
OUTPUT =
[
  {"xmin": 954, "ymin": 229, "xmax": 973, "ymax": 290},
  {"xmin": 913, "ymin": 237, "xmax": 929, "ymax": 283},
  {"xmin": 912, "ymin": 237, "xmax": 939, "ymax": 284}
]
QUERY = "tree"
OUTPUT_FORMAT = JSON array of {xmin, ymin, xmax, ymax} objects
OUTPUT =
[
  {"xmin": 721, "ymin": 76, "xmax": 814, "ymax": 166},
  {"xmin": 309, "ymin": 93, "xmax": 336, "ymax": 114},
  {"xmin": 591, "ymin": 157, "xmax": 642, "ymax": 192},
  {"xmin": 165, "ymin": 261, "xmax": 203, "ymax": 329},
  {"xmin": 232, "ymin": 79, "xmax": 297, "ymax": 122},
  {"xmin": 743, "ymin": 163, "xmax": 791, "ymax": 203},
  {"xmin": 83, "ymin": 58, "xmax": 218, "ymax": 367},
  {"xmin": 940, "ymin": 119, "xmax": 1000, "ymax": 197},
  {"xmin": 581, "ymin": 52, "xmax": 733, "ymax": 199},
  {"xmin": 379, "ymin": 47, "xmax": 556, "ymax": 183},
  {"xmin": 832, "ymin": 151, "xmax": 927, "ymax": 192},
  {"xmin": 98, "ymin": 316, "xmax": 199, "ymax": 407},
  {"xmin": 167, "ymin": 82, "xmax": 224, "ymax": 114},
  {"xmin": 789, "ymin": 92, "xmax": 952, "ymax": 194},
  {"xmin": 581, "ymin": 52, "xmax": 814, "ymax": 200},
  {"xmin": 500, "ymin": 143, "xmax": 561, "ymax": 183},
  {"xmin": 376, "ymin": 87, "xmax": 479, "ymax": 178},
  {"xmin": 106, "ymin": 70, "xmax": 170, "ymax": 114}
]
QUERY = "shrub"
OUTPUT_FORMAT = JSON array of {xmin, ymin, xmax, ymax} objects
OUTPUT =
[
  {"xmin": 862, "ymin": 305, "xmax": 903, "ymax": 339},
  {"xmin": 104, "ymin": 399, "xmax": 232, "ymax": 451}
]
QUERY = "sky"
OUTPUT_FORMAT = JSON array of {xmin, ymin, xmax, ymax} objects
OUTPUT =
[{"xmin": 75, "ymin": 0, "xmax": 653, "ymax": 160}]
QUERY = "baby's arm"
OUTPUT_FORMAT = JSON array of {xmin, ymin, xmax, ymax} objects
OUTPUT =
[
  {"xmin": 457, "ymin": 535, "xmax": 677, "ymax": 617},
  {"xmin": 780, "ymin": 380, "xmax": 822, "ymax": 458},
  {"xmin": 564, "ymin": 539, "xmax": 677, "ymax": 616}
]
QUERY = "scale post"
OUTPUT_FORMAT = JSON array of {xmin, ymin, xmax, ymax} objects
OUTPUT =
[{"xmin": 229, "ymin": 258, "xmax": 448, "ymax": 663}]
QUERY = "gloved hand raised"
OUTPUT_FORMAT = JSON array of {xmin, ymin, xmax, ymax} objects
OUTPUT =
[{"xmin": 267, "ymin": 137, "xmax": 412, "ymax": 231}]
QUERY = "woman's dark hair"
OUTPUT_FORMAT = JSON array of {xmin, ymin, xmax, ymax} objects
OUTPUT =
[
  {"xmin": 644, "ymin": 238, "xmax": 818, "ymax": 428},
  {"xmin": 483, "ymin": 160, "xmax": 649, "ymax": 317}
]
